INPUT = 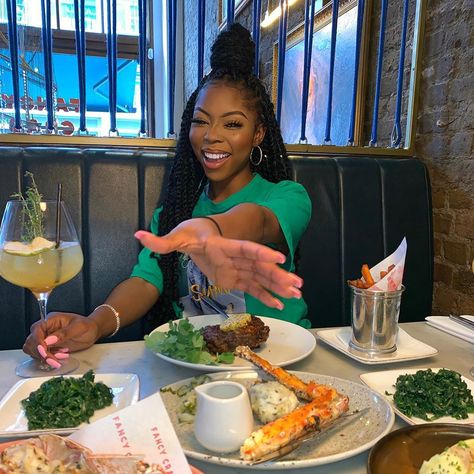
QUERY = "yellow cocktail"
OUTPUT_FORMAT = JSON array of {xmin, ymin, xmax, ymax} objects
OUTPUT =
[{"xmin": 0, "ymin": 240, "xmax": 83, "ymax": 294}]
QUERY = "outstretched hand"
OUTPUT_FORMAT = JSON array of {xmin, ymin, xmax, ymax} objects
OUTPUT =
[{"xmin": 135, "ymin": 224, "xmax": 303, "ymax": 310}]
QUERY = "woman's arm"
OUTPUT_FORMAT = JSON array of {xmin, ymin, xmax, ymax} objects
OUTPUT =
[
  {"xmin": 135, "ymin": 218, "xmax": 303, "ymax": 310},
  {"xmin": 205, "ymin": 203, "xmax": 286, "ymax": 250},
  {"xmin": 89, "ymin": 277, "xmax": 159, "ymax": 339}
]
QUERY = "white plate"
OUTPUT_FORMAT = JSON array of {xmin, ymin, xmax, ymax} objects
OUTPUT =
[
  {"xmin": 148, "ymin": 315, "xmax": 316, "ymax": 371},
  {"xmin": 316, "ymin": 326, "xmax": 438, "ymax": 364},
  {"xmin": 0, "ymin": 373, "xmax": 139, "ymax": 438},
  {"xmin": 360, "ymin": 368, "xmax": 474, "ymax": 425},
  {"xmin": 160, "ymin": 370, "xmax": 394, "ymax": 470},
  {"xmin": 425, "ymin": 316, "xmax": 474, "ymax": 344}
]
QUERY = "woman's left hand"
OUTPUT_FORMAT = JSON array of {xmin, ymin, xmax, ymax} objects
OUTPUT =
[{"xmin": 134, "ymin": 224, "xmax": 302, "ymax": 310}]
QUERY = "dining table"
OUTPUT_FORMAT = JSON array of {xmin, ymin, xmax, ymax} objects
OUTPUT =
[{"xmin": 0, "ymin": 321, "xmax": 472, "ymax": 474}]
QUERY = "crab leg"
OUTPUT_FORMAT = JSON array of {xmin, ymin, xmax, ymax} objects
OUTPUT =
[
  {"xmin": 240, "ymin": 394, "xmax": 349, "ymax": 462},
  {"xmin": 235, "ymin": 345, "xmax": 339, "ymax": 402}
]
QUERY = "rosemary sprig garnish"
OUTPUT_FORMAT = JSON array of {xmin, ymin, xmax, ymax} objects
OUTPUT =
[{"xmin": 11, "ymin": 171, "xmax": 44, "ymax": 242}]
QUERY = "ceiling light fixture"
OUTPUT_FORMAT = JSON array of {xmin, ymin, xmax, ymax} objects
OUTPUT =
[{"xmin": 261, "ymin": 0, "xmax": 298, "ymax": 28}]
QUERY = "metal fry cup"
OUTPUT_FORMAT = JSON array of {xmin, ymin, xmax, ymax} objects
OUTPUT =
[{"xmin": 348, "ymin": 284, "xmax": 405, "ymax": 356}]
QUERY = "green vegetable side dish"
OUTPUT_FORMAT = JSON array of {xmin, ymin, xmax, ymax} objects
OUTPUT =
[
  {"xmin": 388, "ymin": 368, "xmax": 474, "ymax": 421},
  {"xmin": 21, "ymin": 370, "xmax": 114, "ymax": 430},
  {"xmin": 144, "ymin": 318, "xmax": 235, "ymax": 365}
]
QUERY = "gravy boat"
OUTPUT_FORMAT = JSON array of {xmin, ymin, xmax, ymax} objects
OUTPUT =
[{"xmin": 194, "ymin": 380, "xmax": 253, "ymax": 453}]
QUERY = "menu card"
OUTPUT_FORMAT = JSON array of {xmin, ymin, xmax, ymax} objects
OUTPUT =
[
  {"xmin": 369, "ymin": 237, "xmax": 407, "ymax": 291},
  {"xmin": 69, "ymin": 392, "xmax": 192, "ymax": 474}
]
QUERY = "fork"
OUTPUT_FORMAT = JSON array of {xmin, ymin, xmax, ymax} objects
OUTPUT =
[
  {"xmin": 200, "ymin": 295, "xmax": 230, "ymax": 319},
  {"xmin": 249, "ymin": 407, "xmax": 370, "ymax": 465}
]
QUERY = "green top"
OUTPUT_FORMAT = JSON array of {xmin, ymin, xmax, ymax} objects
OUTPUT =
[{"xmin": 131, "ymin": 173, "xmax": 312, "ymax": 327}]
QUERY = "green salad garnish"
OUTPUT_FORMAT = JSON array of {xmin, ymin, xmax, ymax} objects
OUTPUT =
[
  {"xmin": 21, "ymin": 370, "xmax": 114, "ymax": 430},
  {"xmin": 145, "ymin": 318, "xmax": 234, "ymax": 365},
  {"xmin": 161, "ymin": 374, "xmax": 212, "ymax": 423},
  {"xmin": 388, "ymin": 368, "xmax": 474, "ymax": 421}
]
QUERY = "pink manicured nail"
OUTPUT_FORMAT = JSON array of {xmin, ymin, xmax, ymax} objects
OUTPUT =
[
  {"xmin": 54, "ymin": 352, "xmax": 70, "ymax": 360},
  {"xmin": 292, "ymin": 289, "xmax": 302, "ymax": 299},
  {"xmin": 37, "ymin": 345, "xmax": 47, "ymax": 359},
  {"xmin": 57, "ymin": 347, "xmax": 69, "ymax": 353},
  {"xmin": 134, "ymin": 231, "xmax": 145, "ymax": 239},
  {"xmin": 46, "ymin": 358, "xmax": 61, "ymax": 369},
  {"xmin": 44, "ymin": 335, "xmax": 58, "ymax": 345}
]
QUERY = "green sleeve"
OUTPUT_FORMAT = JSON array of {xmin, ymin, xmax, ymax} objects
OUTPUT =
[
  {"xmin": 130, "ymin": 207, "xmax": 164, "ymax": 293},
  {"xmin": 257, "ymin": 180, "xmax": 312, "ymax": 270}
]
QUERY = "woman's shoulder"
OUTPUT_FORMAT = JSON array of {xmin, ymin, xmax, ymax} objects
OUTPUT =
[{"xmin": 257, "ymin": 174, "xmax": 310, "ymax": 197}]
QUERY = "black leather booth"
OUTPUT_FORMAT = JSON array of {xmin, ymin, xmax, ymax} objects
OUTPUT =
[{"xmin": 0, "ymin": 147, "xmax": 433, "ymax": 350}]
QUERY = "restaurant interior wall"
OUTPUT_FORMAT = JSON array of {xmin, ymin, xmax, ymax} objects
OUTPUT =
[{"xmin": 414, "ymin": 0, "xmax": 473, "ymax": 316}]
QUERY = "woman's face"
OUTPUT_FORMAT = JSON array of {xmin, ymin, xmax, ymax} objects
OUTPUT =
[{"xmin": 189, "ymin": 82, "xmax": 265, "ymax": 198}]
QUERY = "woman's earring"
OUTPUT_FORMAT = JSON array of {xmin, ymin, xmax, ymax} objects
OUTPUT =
[{"xmin": 250, "ymin": 145, "xmax": 263, "ymax": 166}]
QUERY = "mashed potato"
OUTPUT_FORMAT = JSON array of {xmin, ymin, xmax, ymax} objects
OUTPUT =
[
  {"xmin": 419, "ymin": 439, "xmax": 474, "ymax": 474},
  {"xmin": 249, "ymin": 381, "xmax": 299, "ymax": 424}
]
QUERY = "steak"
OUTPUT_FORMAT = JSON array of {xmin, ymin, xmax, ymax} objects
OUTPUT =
[{"xmin": 202, "ymin": 316, "xmax": 270, "ymax": 354}]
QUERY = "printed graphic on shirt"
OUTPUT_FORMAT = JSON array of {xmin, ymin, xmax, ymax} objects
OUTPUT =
[{"xmin": 180, "ymin": 257, "xmax": 246, "ymax": 316}]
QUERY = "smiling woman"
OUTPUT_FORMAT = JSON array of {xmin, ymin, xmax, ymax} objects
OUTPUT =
[{"xmin": 22, "ymin": 23, "xmax": 312, "ymax": 369}]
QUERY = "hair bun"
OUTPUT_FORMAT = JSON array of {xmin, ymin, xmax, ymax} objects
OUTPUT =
[{"xmin": 210, "ymin": 23, "xmax": 255, "ymax": 76}]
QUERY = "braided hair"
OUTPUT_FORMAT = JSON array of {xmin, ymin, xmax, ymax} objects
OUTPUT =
[{"xmin": 147, "ymin": 23, "xmax": 293, "ymax": 328}]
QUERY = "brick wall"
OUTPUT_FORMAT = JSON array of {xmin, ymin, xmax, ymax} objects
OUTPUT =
[
  {"xmin": 183, "ymin": 1, "xmax": 474, "ymax": 315},
  {"xmin": 417, "ymin": 1, "xmax": 473, "ymax": 315}
]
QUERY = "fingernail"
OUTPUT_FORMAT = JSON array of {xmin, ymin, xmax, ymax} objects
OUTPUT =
[
  {"xmin": 44, "ymin": 335, "xmax": 58, "ymax": 345},
  {"xmin": 57, "ymin": 347, "xmax": 69, "ymax": 353},
  {"xmin": 294, "ymin": 279, "xmax": 303, "ymax": 289},
  {"xmin": 292, "ymin": 289, "xmax": 302, "ymax": 299},
  {"xmin": 276, "ymin": 301, "xmax": 284, "ymax": 310},
  {"xmin": 54, "ymin": 352, "xmax": 70, "ymax": 360},
  {"xmin": 134, "ymin": 231, "xmax": 145, "ymax": 239},
  {"xmin": 37, "ymin": 345, "xmax": 47, "ymax": 359},
  {"xmin": 46, "ymin": 358, "xmax": 61, "ymax": 369}
]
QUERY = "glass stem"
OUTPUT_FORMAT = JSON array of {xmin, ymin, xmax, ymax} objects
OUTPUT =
[{"xmin": 33, "ymin": 291, "xmax": 52, "ymax": 321}]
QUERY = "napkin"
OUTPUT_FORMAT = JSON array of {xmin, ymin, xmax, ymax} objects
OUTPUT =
[
  {"xmin": 425, "ymin": 315, "xmax": 474, "ymax": 344},
  {"xmin": 369, "ymin": 237, "xmax": 407, "ymax": 291},
  {"xmin": 69, "ymin": 392, "xmax": 192, "ymax": 474}
]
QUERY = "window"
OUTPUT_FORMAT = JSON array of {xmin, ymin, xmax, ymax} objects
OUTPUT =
[{"xmin": 0, "ymin": 0, "xmax": 142, "ymax": 138}]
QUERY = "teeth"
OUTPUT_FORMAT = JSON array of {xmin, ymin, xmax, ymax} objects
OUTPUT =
[{"xmin": 203, "ymin": 152, "xmax": 230, "ymax": 161}]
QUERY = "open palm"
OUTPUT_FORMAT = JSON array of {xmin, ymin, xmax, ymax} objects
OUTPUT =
[{"xmin": 135, "ymin": 227, "xmax": 302, "ymax": 309}]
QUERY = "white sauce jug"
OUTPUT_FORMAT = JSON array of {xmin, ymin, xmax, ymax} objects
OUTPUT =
[{"xmin": 194, "ymin": 380, "xmax": 254, "ymax": 453}]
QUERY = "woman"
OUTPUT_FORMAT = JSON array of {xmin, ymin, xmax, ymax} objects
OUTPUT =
[{"xmin": 24, "ymin": 23, "xmax": 311, "ymax": 367}]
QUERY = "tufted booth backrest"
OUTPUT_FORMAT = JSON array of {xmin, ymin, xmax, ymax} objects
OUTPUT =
[{"xmin": 0, "ymin": 147, "xmax": 433, "ymax": 350}]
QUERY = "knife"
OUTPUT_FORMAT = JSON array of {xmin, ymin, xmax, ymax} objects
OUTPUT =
[
  {"xmin": 249, "ymin": 407, "xmax": 371, "ymax": 465},
  {"xmin": 449, "ymin": 314, "xmax": 474, "ymax": 331}
]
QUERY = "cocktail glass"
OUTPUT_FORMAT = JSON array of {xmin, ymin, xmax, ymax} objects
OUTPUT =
[{"xmin": 0, "ymin": 200, "xmax": 84, "ymax": 377}]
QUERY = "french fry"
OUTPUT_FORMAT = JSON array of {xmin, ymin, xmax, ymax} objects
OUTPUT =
[
  {"xmin": 348, "ymin": 263, "xmax": 395, "ymax": 289},
  {"xmin": 361, "ymin": 264, "xmax": 375, "ymax": 287},
  {"xmin": 347, "ymin": 278, "xmax": 371, "ymax": 289}
]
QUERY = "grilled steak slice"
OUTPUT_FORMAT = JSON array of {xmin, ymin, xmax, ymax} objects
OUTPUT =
[{"xmin": 202, "ymin": 316, "xmax": 270, "ymax": 354}]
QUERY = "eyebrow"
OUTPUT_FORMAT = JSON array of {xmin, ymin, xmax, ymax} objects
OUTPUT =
[{"xmin": 194, "ymin": 107, "xmax": 248, "ymax": 120}]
